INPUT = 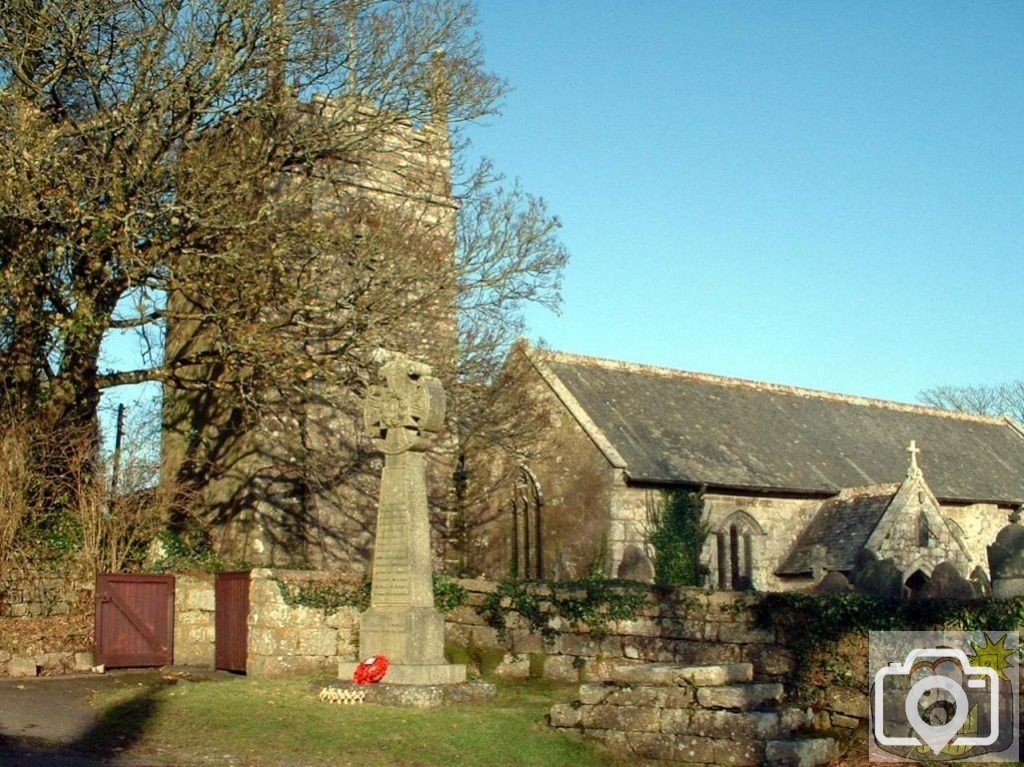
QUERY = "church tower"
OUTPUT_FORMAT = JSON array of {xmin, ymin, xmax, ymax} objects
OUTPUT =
[{"xmin": 161, "ymin": 71, "xmax": 458, "ymax": 570}]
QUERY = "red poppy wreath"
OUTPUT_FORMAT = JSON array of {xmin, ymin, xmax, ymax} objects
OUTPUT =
[{"xmin": 353, "ymin": 654, "xmax": 389, "ymax": 684}]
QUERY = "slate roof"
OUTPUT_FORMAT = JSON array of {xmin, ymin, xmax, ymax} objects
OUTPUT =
[
  {"xmin": 777, "ymin": 487, "xmax": 897, "ymax": 575},
  {"xmin": 525, "ymin": 345, "xmax": 1024, "ymax": 504}
]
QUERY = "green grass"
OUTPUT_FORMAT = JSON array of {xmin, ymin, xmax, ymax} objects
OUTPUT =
[{"xmin": 89, "ymin": 675, "xmax": 624, "ymax": 767}]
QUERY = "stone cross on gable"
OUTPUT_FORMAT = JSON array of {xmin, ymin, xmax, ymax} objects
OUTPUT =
[
  {"xmin": 906, "ymin": 439, "xmax": 923, "ymax": 480},
  {"xmin": 364, "ymin": 355, "xmax": 445, "ymax": 454}
]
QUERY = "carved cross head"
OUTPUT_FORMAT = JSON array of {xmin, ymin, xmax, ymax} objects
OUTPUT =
[{"xmin": 363, "ymin": 354, "xmax": 446, "ymax": 454}]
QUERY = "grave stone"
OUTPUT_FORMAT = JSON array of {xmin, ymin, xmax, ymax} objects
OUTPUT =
[
  {"xmin": 969, "ymin": 565, "xmax": 992, "ymax": 597},
  {"xmin": 617, "ymin": 544, "xmax": 655, "ymax": 582},
  {"xmin": 339, "ymin": 352, "xmax": 465, "ymax": 685},
  {"xmin": 920, "ymin": 561, "xmax": 976, "ymax": 600},
  {"xmin": 808, "ymin": 544, "xmax": 828, "ymax": 581},
  {"xmin": 814, "ymin": 570, "xmax": 852, "ymax": 594},
  {"xmin": 850, "ymin": 550, "xmax": 902, "ymax": 598},
  {"xmin": 988, "ymin": 509, "xmax": 1024, "ymax": 598}
]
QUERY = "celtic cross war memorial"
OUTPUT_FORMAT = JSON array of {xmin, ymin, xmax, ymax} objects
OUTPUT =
[{"xmin": 340, "ymin": 352, "xmax": 465, "ymax": 685}]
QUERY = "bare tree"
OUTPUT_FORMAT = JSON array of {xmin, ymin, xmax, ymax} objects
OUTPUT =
[
  {"xmin": 441, "ymin": 160, "xmax": 568, "ymax": 572},
  {"xmin": 919, "ymin": 381, "xmax": 1024, "ymax": 424},
  {"xmin": 0, "ymin": 0, "xmax": 502, "ymax": 434},
  {"xmin": 454, "ymin": 159, "xmax": 567, "ymax": 434},
  {"xmin": 0, "ymin": 1, "xmax": 574, "ymax": 570},
  {"xmin": 0, "ymin": 400, "xmax": 183, "ymax": 577}
]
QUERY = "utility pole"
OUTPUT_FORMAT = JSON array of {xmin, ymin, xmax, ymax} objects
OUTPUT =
[{"xmin": 109, "ymin": 404, "xmax": 126, "ymax": 510}]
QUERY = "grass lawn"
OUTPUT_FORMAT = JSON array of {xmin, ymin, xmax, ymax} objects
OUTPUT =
[{"xmin": 88, "ymin": 675, "xmax": 625, "ymax": 767}]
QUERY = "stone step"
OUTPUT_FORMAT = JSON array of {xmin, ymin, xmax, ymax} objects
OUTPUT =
[
  {"xmin": 765, "ymin": 738, "xmax": 838, "ymax": 767},
  {"xmin": 609, "ymin": 662, "xmax": 754, "ymax": 687},
  {"xmin": 577, "ymin": 682, "xmax": 696, "ymax": 708},
  {"xmin": 683, "ymin": 707, "xmax": 808, "ymax": 740},
  {"xmin": 695, "ymin": 682, "xmax": 785, "ymax": 711},
  {"xmin": 552, "ymin": 700, "xmax": 809, "ymax": 738}
]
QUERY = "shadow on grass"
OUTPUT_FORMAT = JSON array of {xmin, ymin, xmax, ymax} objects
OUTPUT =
[{"xmin": 76, "ymin": 684, "xmax": 162, "ymax": 756}]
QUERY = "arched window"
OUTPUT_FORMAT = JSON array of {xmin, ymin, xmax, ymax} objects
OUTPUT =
[
  {"xmin": 509, "ymin": 467, "xmax": 543, "ymax": 579},
  {"xmin": 716, "ymin": 511, "xmax": 762, "ymax": 590}
]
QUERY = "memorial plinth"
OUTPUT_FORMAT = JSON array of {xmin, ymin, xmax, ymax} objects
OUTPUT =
[{"xmin": 339, "ymin": 353, "xmax": 466, "ymax": 687}]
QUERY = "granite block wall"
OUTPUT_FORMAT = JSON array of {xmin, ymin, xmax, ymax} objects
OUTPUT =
[
  {"xmin": 246, "ymin": 569, "xmax": 360, "ymax": 677},
  {"xmin": 174, "ymin": 573, "xmax": 215, "ymax": 667},
  {"xmin": 0, "ymin": 572, "xmax": 91, "ymax": 618}
]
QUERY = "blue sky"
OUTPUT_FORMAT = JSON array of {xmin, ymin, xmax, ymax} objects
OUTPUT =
[
  {"xmin": 100, "ymin": 0, "xmax": 1023, "ymax": 445},
  {"xmin": 465, "ymin": 0, "xmax": 1023, "ymax": 405}
]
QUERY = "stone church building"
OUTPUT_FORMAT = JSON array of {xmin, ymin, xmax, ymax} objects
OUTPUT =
[{"xmin": 470, "ymin": 342, "xmax": 1024, "ymax": 594}]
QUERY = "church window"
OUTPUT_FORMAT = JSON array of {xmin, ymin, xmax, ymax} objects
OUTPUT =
[
  {"xmin": 917, "ymin": 512, "xmax": 930, "ymax": 548},
  {"xmin": 729, "ymin": 527, "xmax": 739, "ymax": 586},
  {"xmin": 716, "ymin": 511, "xmax": 762, "ymax": 590},
  {"xmin": 509, "ymin": 467, "xmax": 543, "ymax": 579},
  {"xmin": 716, "ymin": 532, "xmax": 728, "ymax": 589},
  {"xmin": 729, "ymin": 525, "xmax": 748, "ymax": 588}
]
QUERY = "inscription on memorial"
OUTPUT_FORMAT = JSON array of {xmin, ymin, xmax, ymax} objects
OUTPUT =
[{"xmin": 370, "ymin": 509, "xmax": 411, "ymax": 603}]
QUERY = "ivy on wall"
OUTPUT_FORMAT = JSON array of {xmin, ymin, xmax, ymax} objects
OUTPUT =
[
  {"xmin": 753, "ymin": 592, "xmax": 1024, "ymax": 696},
  {"xmin": 756, "ymin": 592, "xmax": 1024, "ymax": 640},
  {"xmin": 146, "ymin": 526, "xmax": 237, "ymax": 573},
  {"xmin": 275, "ymin": 580, "xmax": 371, "ymax": 614},
  {"xmin": 646, "ymin": 490, "xmax": 709, "ymax": 587},
  {"xmin": 274, "ymin": 574, "xmax": 467, "ymax": 615},
  {"xmin": 480, "ymin": 578, "xmax": 648, "ymax": 643}
]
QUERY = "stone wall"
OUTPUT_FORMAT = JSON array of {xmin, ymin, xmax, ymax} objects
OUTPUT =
[
  {"xmin": 0, "ymin": 568, "xmax": 362, "ymax": 678},
  {"xmin": 163, "ymin": 569, "xmax": 365, "ymax": 677},
  {"xmin": 0, "ymin": 571, "xmax": 91, "ymax": 618},
  {"xmin": 246, "ymin": 569, "xmax": 359, "ymax": 677},
  {"xmin": 170, "ymin": 571, "xmax": 872, "ymax": 729},
  {"xmin": 0, "ymin": 571, "xmax": 93, "ymax": 677},
  {"xmin": 174, "ymin": 574, "xmax": 216, "ymax": 667},
  {"xmin": 102, "ymin": 570, "xmax": 402, "ymax": 678},
  {"xmin": 445, "ymin": 581, "xmax": 794, "ymax": 681},
  {"xmin": 0, "ymin": 570, "xmax": 876, "ymax": 739},
  {"xmin": 0, "ymin": 572, "xmax": 215, "ymax": 678},
  {"xmin": 168, "ymin": 574, "xmax": 849, "ymax": 694},
  {"xmin": 444, "ymin": 580, "xmax": 871, "ymax": 732},
  {"xmin": 0, "ymin": 646, "xmax": 94, "ymax": 678}
]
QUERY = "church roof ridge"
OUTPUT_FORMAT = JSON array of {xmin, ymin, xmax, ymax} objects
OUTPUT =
[{"xmin": 530, "ymin": 345, "xmax": 1011, "ymax": 427}]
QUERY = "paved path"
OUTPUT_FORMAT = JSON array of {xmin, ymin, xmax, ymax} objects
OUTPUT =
[{"xmin": 0, "ymin": 669, "xmax": 226, "ymax": 767}]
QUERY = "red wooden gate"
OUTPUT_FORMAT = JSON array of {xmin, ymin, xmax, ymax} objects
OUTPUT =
[
  {"xmin": 215, "ymin": 571, "xmax": 250, "ymax": 673},
  {"xmin": 94, "ymin": 574, "xmax": 175, "ymax": 668}
]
